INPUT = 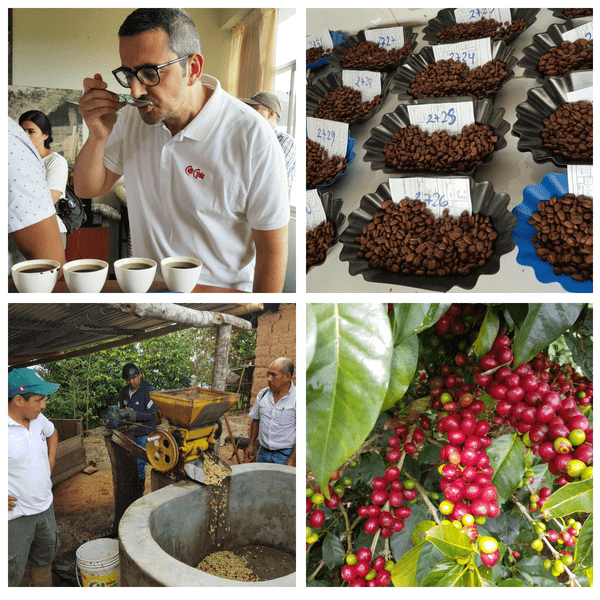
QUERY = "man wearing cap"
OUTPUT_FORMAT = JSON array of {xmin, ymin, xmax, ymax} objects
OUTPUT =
[
  {"xmin": 118, "ymin": 363, "xmax": 157, "ymax": 496},
  {"xmin": 245, "ymin": 357, "xmax": 296, "ymax": 467},
  {"xmin": 241, "ymin": 92, "xmax": 296, "ymax": 204},
  {"xmin": 8, "ymin": 368, "xmax": 61, "ymax": 587}
]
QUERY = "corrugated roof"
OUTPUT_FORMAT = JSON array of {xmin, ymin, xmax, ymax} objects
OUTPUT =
[{"xmin": 8, "ymin": 303, "xmax": 269, "ymax": 366}]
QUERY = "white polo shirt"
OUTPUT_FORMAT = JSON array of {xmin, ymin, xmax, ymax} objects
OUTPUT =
[
  {"xmin": 103, "ymin": 74, "xmax": 289, "ymax": 291},
  {"xmin": 249, "ymin": 382, "xmax": 296, "ymax": 450},
  {"xmin": 8, "ymin": 412, "xmax": 55, "ymax": 521}
]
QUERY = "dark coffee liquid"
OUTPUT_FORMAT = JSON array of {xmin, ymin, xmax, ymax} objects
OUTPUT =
[
  {"xmin": 167, "ymin": 262, "xmax": 198, "ymax": 269},
  {"xmin": 16, "ymin": 265, "xmax": 54, "ymax": 273},
  {"xmin": 120, "ymin": 263, "xmax": 153, "ymax": 270},
  {"xmin": 68, "ymin": 265, "xmax": 104, "ymax": 273}
]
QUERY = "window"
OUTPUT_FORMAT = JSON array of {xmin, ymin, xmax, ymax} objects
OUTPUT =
[{"xmin": 275, "ymin": 9, "xmax": 296, "ymax": 137}]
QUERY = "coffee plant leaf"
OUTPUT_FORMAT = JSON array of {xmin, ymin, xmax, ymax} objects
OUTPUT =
[
  {"xmin": 390, "ymin": 303, "xmax": 449, "ymax": 346},
  {"xmin": 415, "ymin": 542, "xmax": 446, "ymax": 585},
  {"xmin": 307, "ymin": 303, "xmax": 392, "ymax": 492},
  {"xmin": 512, "ymin": 303, "xmax": 585, "ymax": 367},
  {"xmin": 425, "ymin": 523, "xmax": 472, "ymax": 559},
  {"xmin": 420, "ymin": 560, "xmax": 466, "ymax": 587},
  {"xmin": 473, "ymin": 305, "xmax": 500, "ymax": 360},
  {"xmin": 498, "ymin": 578, "xmax": 525, "ymax": 587},
  {"xmin": 574, "ymin": 512, "xmax": 593, "ymax": 568},
  {"xmin": 321, "ymin": 531, "xmax": 345, "ymax": 571},
  {"xmin": 584, "ymin": 568, "xmax": 592, "ymax": 587},
  {"xmin": 487, "ymin": 433, "xmax": 526, "ymax": 505},
  {"xmin": 540, "ymin": 478, "xmax": 593, "ymax": 518},
  {"xmin": 381, "ymin": 333, "xmax": 419, "ymax": 412},
  {"xmin": 391, "ymin": 544, "xmax": 421, "ymax": 587},
  {"xmin": 306, "ymin": 303, "xmax": 317, "ymax": 370}
]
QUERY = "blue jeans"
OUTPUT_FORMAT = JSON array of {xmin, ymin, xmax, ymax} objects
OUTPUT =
[
  {"xmin": 134, "ymin": 435, "xmax": 149, "ymax": 478},
  {"xmin": 257, "ymin": 446, "xmax": 294, "ymax": 464}
]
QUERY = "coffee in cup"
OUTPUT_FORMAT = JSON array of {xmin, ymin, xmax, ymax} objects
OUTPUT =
[
  {"xmin": 114, "ymin": 257, "xmax": 157, "ymax": 293},
  {"xmin": 63, "ymin": 259, "xmax": 109, "ymax": 293},
  {"xmin": 160, "ymin": 256, "xmax": 202, "ymax": 293},
  {"xmin": 11, "ymin": 259, "xmax": 61, "ymax": 293}
]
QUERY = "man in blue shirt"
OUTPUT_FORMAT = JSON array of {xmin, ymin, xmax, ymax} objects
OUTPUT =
[
  {"xmin": 245, "ymin": 358, "xmax": 296, "ymax": 466},
  {"xmin": 117, "ymin": 363, "xmax": 157, "ymax": 486}
]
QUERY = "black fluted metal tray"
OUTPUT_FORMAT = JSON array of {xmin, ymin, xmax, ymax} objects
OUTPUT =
[
  {"xmin": 390, "ymin": 40, "xmax": 517, "ymax": 103},
  {"xmin": 338, "ymin": 178, "xmax": 516, "ymax": 292},
  {"xmin": 328, "ymin": 26, "xmax": 417, "ymax": 73},
  {"xmin": 306, "ymin": 190, "xmax": 346, "ymax": 274},
  {"xmin": 422, "ymin": 8, "xmax": 539, "ymax": 45},
  {"xmin": 306, "ymin": 70, "xmax": 391, "ymax": 127},
  {"xmin": 363, "ymin": 96, "xmax": 509, "ymax": 176},
  {"xmin": 512, "ymin": 70, "xmax": 593, "ymax": 166},
  {"xmin": 519, "ymin": 18, "xmax": 593, "ymax": 83}
]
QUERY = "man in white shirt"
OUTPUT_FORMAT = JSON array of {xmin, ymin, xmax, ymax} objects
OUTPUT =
[
  {"xmin": 74, "ymin": 8, "xmax": 289, "ymax": 292},
  {"xmin": 245, "ymin": 358, "xmax": 296, "ymax": 467},
  {"xmin": 8, "ymin": 368, "xmax": 61, "ymax": 587}
]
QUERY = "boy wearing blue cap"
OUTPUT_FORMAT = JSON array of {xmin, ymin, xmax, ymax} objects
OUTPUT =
[{"xmin": 8, "ymin": 368, "xmax": 60, "ymax": 587}]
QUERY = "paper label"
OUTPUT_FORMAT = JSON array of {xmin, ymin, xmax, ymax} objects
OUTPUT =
[
  {"xmin": 364, "ymin": 26, "xmax": 405, "ymax": 50},
  {"xmin": 433, "ymin": 38, "xmax": 493, "ymax": 67},
  {"xmin": 567, "ymin": 165, "xmax": 593, "ymax": 198},
  {"xmin": 407, "ymin": 100, "xmax": 474, "ymax": 135},
  {"xmin": 562, "ymin": 21, "xmax": 593, "ymax": 43},
  {"xmin": 389, "ymin": 177, "xmax": 472, "ymax": 219},
  {"xmin": 342, "ymin": 70, "xmax": 381, "ymax": 101},
  {"xmin": 454, "ymin": 8, "xmax": 512, "ymax": 24},
  {"xmin": 306, "ymin": 190, "xmax": 327, "ymax": 231},
  {"xmin": 306, "ymin": 30, "xmax": 334, "ymax": 51},
  {"xmin": 566, "ymin": 86, "xmax": 593, "ymax": 103},
  {"xmin": 307, "ymin": 117, "xmax": 348, "ymax": 158}
]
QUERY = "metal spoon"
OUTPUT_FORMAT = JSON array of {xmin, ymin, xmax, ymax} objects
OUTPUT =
[{"xmin": 118, "ymin": 95, "xmax": 152, "ymax": 107}]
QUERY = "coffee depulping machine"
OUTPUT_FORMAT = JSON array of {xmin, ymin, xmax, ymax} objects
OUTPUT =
[{"xmin": 108, "ymin": 386, "xmax": 239, "ymax": 484}]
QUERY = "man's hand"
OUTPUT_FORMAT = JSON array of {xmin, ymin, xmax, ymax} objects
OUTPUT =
[
  {"xmin": 8, "ymin": 495, "xmax": 17, "ymax": 511},
  {"xmin": 78, "ymin": 73, "xmax": 122, "ymax": 141},
  {"xmin": 244, "ymin": 446, "xmax": 256, "ymax": 463}
]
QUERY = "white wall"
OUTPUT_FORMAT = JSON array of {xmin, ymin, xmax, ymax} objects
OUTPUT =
[
  {"xmin": 306, "ymin": 8, "xmax": 441, "ymax": 36},
  {"xmin": 11, "ymin": 8, "xmax": 234, "ymax": 94}
]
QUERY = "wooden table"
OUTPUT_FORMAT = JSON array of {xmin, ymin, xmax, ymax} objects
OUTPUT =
[{"xmin": 9, "ymin": 280, "xmax": 245, "ymax": 294}]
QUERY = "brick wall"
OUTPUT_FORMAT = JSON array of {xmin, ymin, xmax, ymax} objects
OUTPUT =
[{"xmin": 251, "ymin": 303, "xmax": 296, "ymax": 404}]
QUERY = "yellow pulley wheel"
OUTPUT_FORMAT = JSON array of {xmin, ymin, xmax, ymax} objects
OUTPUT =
[{"xmin": 146, "ymin": 430, "xmax": 179, "ymax": 472}]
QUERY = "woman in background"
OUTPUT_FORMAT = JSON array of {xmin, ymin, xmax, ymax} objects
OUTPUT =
[{"xmin": 19, "ymin": 110, "xmax": 68, "ymax": 248}]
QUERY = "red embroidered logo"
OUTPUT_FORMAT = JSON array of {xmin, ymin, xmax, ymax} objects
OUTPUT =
[{"xmin": 185, "ymin": 165, "xmax": 205, "ymax": 179}]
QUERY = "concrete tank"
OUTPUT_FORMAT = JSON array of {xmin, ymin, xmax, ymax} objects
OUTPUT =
[{"xmin": 118, "ymin": 463, "xmax": 296, "ymax": 586}]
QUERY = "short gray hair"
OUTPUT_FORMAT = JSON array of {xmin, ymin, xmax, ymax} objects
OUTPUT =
[{"xmin": 119, "ymin": 8, "xmax": 201, "ymax": 58}]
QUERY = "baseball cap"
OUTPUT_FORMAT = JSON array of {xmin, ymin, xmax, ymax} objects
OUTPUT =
[
  {"xmin": 8, "ymin": 368, "xmax": 60, "ymax": 398},
  {"xmin": 240, "ymin": 91, "xmax": 281, "ymax": 117}
]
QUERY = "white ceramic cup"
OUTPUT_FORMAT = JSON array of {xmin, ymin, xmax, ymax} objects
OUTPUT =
[
  {"xmin": 11, "ymin": 259, "xmax": 61, "ymax": 293},
  {"xmin": 160, "ymin": 256, "xmax": 203, "ymax": 293},
  {"xmin": 63, "ymin": 259, "xmax": 109, "ymax": 293},
  {"xmin": 114, "ymin": 257, "xmax": 157, "ymax": 293}
]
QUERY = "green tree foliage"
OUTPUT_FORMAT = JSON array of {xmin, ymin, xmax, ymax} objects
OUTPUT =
[{"xmin": 39, "ymin": 328, "xmax": 256, "ymax": 428}]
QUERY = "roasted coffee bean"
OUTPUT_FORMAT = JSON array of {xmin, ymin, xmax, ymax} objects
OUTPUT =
[
  {"xmin": 563, "ymin": 8, "xmax": 593, "ymax": 18},
  {"xmin": 407, "ymin": 59, "xmax": 508, "ymax": 100},
  {"xmin": 340, "ymin": 40, "xmax": 411, "ymax": 69},
  {"xmin": 307, "ymin": 220, "xmax": 337, "ymax": 268},
  {"xmin": 307, "ymin": 46, "xmax": 331, "ymax": 64},
  {"xmin": 314, "ymin": 85, "xmax": 381, "ymax": 124},
  {"xmin": 354, "ymin": 198, "xmax": 497, "ymax": 276},
  {"xmin": 538, "ymin": 38, "xmax": 593, "ymax": 77},
  {"xmin": 306, "ymin": 139, "xmax": 349, "ymax": 189},
  {"xmin": 541, "ymin": 101, "xmax": 593, "ymax": 161},
  {"xmin": 528, "ymin": 193, "xmax": 593, "ymax": 282},
  {"xmin": 436, "ymin": 17, "xmax": 528, "ymax": 42},
  {"xmin": 382, "ymin": 123, "xmax": 498, "ymax": 172}
]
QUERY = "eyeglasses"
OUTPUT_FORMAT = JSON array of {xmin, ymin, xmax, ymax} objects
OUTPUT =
[{"xmin": 112, "ymin": 55, "xmax": 191, "ymax": 88}]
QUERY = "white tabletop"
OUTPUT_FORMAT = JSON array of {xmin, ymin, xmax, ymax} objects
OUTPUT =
[{"xmin": 306, "ymin": 8, "xmax": 588, "ymax": 294}]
